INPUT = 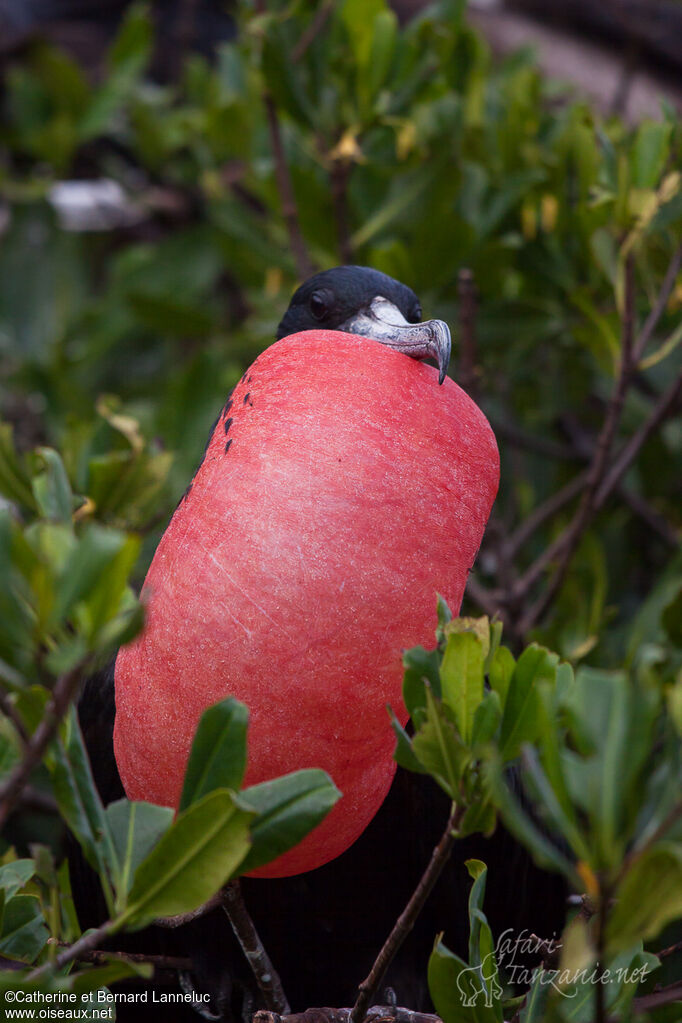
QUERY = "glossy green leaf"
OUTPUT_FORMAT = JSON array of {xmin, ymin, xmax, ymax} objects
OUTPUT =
[
  {"xmin": 0, "ymin": 896, "xmax": 48, "ymax": 964},
  {"xmin": 412, "ymin": 687, "xmax": 469, "ymax": 798},
  {"xmin": 180, "ymin": 698, "xmax": 249, "ymax": 811},
  {"xmin": 0, "ymin": 862, "xmax": 36, "ymax": 901},
  {"xmin": 440, "ymin": 631, "xmax": 485, "ymax": 744},
  {"xmin": 237, "ymin": 769, "xmax": 340, "ymax": 875},
  {"xmin": 606, "ymin": 845, "xmax": 682, "ymax": 953},
  {"xmin": 428, "ymin": 936, "xmax": 499, "ymax": 1023},
  {"xmin": 105, "ymin": 799, "xmax": 174, "ymax": 902},
  {"xmin": 48, "ymin": 707, "xmax": 117, "ymax": 899},
  {"xmin": 120, "ymin": 790, "xmax": 252, "ymax": 930},
  {"xmin": 498, "ymin": 646, "xmax": 558, "ymax": 762}
]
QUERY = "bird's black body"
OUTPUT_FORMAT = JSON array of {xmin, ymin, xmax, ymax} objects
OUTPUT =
[{"xmin": 73, "ymin": 267, "xmax": 566, "ymax": 1022}]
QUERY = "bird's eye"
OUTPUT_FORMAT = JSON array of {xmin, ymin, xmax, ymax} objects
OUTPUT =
[
  {"xmin": 309, "ymin": 291, "xmax": 329, "ymax": 321},
  {"xmin": 409, "ymin": 303, "xmax": 423, "ymax": 323}
]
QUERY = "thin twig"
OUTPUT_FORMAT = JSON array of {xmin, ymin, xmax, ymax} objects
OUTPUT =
[
  {"xmin": 292, "ymin": 0, "xmax": 335, "ymax": 62},
  {"xmin": 594, "ymin": 370, "xmax": 682, "ymax": 509},
  {"xmin": 632, "ymin": 980, "xmax": 682, "ymax": 1014},
  {"xmin": 515, "ymin": 257, "xmax": 637, "ymax": 635},
  {"xmin": 0, "ymin": 689, "xmax": 30, "ymax": 747},
  {"xmin": 457, "ymin": 268, "xmax": 479, "ymax": 400},
  {"xmin": 222, "ymin": 880, "xmax": 291, "ymax": 1014},
  {"xmin": 28, "ymin": 919, "xmax": 115, "ymax": 980},
  {"xmin": 154, "ymin": 890, "xmax": 225, "ymax": 928},
  {"xmin": 464, "ymin": 576, "xmax": 503, "ymax": 619},
  {"xmin": 489, "ymin": 419, "xmax": 577, "ymax": 461},
  {"xmin": 330, "ymin": 160, "xmax": 353, "ymax": 264},
  {"xmin": 633, "ymin": 242, "xmax": 682, "ymax": 363},
  {"xmin": 263, "ymin": 95, "xmax": 315, "ymax": 280},
  {"xmin": 0, "ymin": 665, "xmax": 86, "ymax": 833},
  {"xmin": 50, "ymin": 940, "xmax": 192, "ymax": 971},
  {"xmin": 351, "ymin": 804, "xmax": 463, "ymax": 1023},
  {"xmin": 505, "ymin": 472, "xmax": 588, "ymax": 560}
]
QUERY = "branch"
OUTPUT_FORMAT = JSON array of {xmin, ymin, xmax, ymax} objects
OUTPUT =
[
  {"xmin": 28, "ymin": 919, "xmax": 115, "ymax": 981},
  {"xmin": 0, "ymin": 689, "xmax": 30, "ymax": 747},
  {"xmin": 262, "ymin": 94, "xmax": 315, "ymax": 280},
  {"xmin": 350, "ymin": 804, "xmax": 463, "ymax": 1023},
  {"xmin": 633, "ymin": 242, "xmax": 682, "ymax": 363},
  {"xmin": 330, "ymin": 160, "xmax": 353, "ymax": 264},
  {"xmin": 0, "ymin": 665, "xmax": 87, "ymax": 833},
  {"xmin": 489, "ymin": 419, "xmax": 577, "ymax": 461},
  {"xmin": 50, "ymin": 940, "xmax": 192, "ymax": 971},
  {"xmin": 594, "ymin": 369, "xmax": 682, "ymax": 510},
  {"xmin": 222, "ymin": 880, "xmax": 291, "ymax": 1014},
  {"xmin": 632, "ymin": 980, "xmax": 682, "ymax": 1014},
  {"xmin": 154, "ymin": 889, "xmax": 225, "ymax": 928},
  {"xmin": 514, "ymin": 256, "xmax": 637, "ymax": 635},
  {"xmin": 457, "ymin": 268, "xmax": 479, "ymax": 400},
  {"xmin": 256, "ymin": 1009, "xmax": 442, "ymax": 1023},
  {"xmin": 292, "ymin": 1, "xmax": 335, "ymax": 63}
]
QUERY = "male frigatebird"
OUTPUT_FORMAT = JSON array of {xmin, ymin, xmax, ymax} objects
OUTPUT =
[{"xmin": 76, "ymin": 266, "xmax": 563, "ymax": 1022}]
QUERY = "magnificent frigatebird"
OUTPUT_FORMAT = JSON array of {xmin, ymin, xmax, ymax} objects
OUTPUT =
[{"xmin": 75, "ymin": 266, "xmax": 564, "ymax": 1022}]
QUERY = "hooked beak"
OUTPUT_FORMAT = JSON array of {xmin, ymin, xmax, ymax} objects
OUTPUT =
[{"xmin": 341, "ymin": 296, "xmax": 452, "ymax": 385}]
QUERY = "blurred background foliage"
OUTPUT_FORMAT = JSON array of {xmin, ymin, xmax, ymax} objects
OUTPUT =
[
  {"xmin": 0, "ymin": 0, "xmax": 681, "ymax": 1012},
  {"xmin": 0, "ymin": 0, "xmax": 680, "ymax": 665}
]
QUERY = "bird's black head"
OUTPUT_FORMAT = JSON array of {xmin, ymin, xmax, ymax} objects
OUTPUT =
[{"xmin": 276, "ymin": 266, "xmax": 451, "ymax": 384}]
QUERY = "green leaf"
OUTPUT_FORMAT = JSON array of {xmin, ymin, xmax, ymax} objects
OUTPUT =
[
  {"xmin": 606, "ymin": 844, "xmax": 682, "ymax": 953},
  {"xmin": 412, "ymin": 687, "xmax": 469, "ymax": 798},
  {"xmin": 120, "ymin": 790, "xmax": 252, "ymax": 930},
  {"xmin": 428, "ymin": 936, "xmax": 500, "ymax": 1023},
  {"xmin": 52, "ymin": 524, "xmax": 131, "ymax": 624},
  {"xmin": 440, "ymin": 631, "xmax": 485, "ymax": 744},
  {"xmin": 104, "ymin": 800, "xmax": 174, "ymax": 902},
  {"xmin": 632, "ymin": 121, "xmax": 672, "ymax": 189},
  {"xmin": 488, "ymin": 647, "xmax": 514, "ymax": 709},
  {"xmin": 180, "ymin": 698, "xmax": 249, "ymax": 811},
  {"xmin": 498, "ymin": 645, "xmax": 558, "ymax": 762},
  {"xmin": 48, "ymin": 707, "xmax": 117, "ymax": 901},
  {"xmin": 471, "ymin": 690, "xmax": 501, "ymax": 748},
  {"xmin": 237, "ymin": 769, "xmax": 341, "ymax": 875},
  {"xmin": 0, "ymin": 424, "xmax": 37, "ymax": 512},
  {"xmin": 0, "ymin": 896, "xmax": 48, "ymax": 964},
  {"xmin": 518, "ymin": 968, "xmax": 550, "ymax": 1022},
  {"xmin": 32, "ymin": 448, "xmax": 73, "ymax": 524},
  {"xmin": 486, "ymin": 756, "xmax": 580, "ymax": 886},
  {"xmin": 0, "ymin": 862, "xmax": 36, "ymax": 901},
  {"xmin": 390, "ymin": 708, "xmax": 429, "ymax": 774},
  {"xmin": 402, "ymin": 645, "xmax": 441, "ymax": 721}
]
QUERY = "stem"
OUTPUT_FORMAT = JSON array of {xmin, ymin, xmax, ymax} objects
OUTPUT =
[
  {"xmin": 457, "ymin": 268, "xmax": 478, "ymax": 400},
  {"xmin": 330, "ymin": 160, "xmax": 353, "ymax": 264},
  {"xmin": 0, "ymin": 665, "xmax": 86, "ymax": 833},
  {"xmin": 515, "ymin": 256, "xmax": 637, "ymax": 635},
  {"xmin": 292, "ymin": 0, "xmax": 335, "ymax": 62},
  {"xmin": 262, "ymin": 94, "xmax": 315, "ymax": 280},
  {"xmin": 222, "ymin": 880, "xmax": 291, "ymax": 1014},
  {"xmin": 594, "ymin": 888, "xmax": 609, "ymax": 1023},
  {"xmin": 351, "ymin": 804, "xmax": 463, "ymax": 1023},
  {"xmin": 28, "ymin": 919, "xmax": 115, "ymax": 981}
]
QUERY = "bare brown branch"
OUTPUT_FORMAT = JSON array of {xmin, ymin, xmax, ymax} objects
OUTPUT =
[
  {"xmin": 223, "ymin": 880, "xmax": 291, "ymax": 1014},
  {"xmin": 263, "ymin": 95, "xmax": 315, "ymax": 281},
  {"xmin": 0, "ymin": 665, "xmax": 86, "ymax": 833},
  {"xmin": 351, "ymin": 804, "xmax": 463, "ymax": 1023},
  {"xmin": 292, "ymin": 1, "xmax": 335, "ymax": 63},
  {"xmin": 457, "ymin": 268, "xmax": 479, "ymax": 400},
  {"xmin": 256, "ymin": 1009, "xmax": 442, "ymax": 1023}
]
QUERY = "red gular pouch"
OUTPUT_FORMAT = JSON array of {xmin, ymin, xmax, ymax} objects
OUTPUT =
[{"xmin": 114, "ymin": 330, "xmax": 499, "ymax": 877}]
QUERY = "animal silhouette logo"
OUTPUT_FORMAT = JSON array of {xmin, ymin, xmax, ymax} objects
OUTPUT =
[{"xmin": 456, "ymin": 954, "xmax": 504, "ymax": 1008}]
